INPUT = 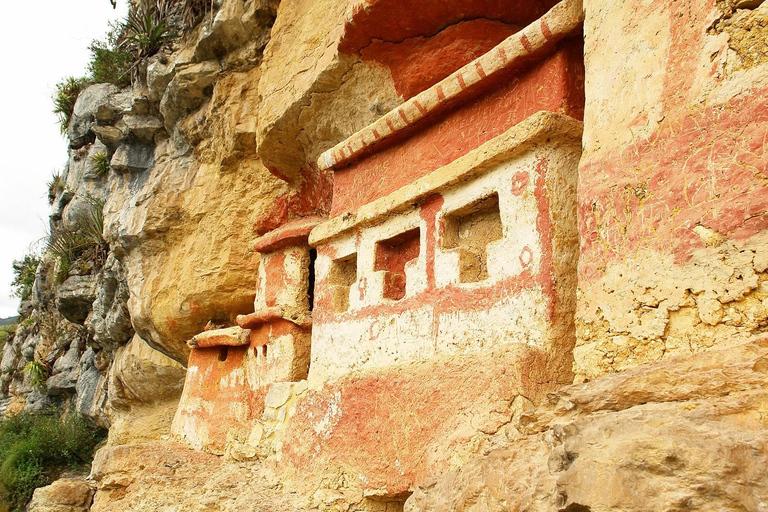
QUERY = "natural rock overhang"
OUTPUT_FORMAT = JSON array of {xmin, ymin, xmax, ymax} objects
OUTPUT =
[{"xmin": 317, "ymin": 0, "xmax": 584, "ymax": 172}]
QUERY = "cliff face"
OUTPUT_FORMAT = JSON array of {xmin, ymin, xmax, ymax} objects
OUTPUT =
[{"xmin": 4, "ymin": 0, "xmax": 768, "ymax": 510}]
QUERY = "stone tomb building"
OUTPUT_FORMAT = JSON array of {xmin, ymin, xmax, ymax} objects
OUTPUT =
[{"xmin": 172, "ymin": 0, "xmax": 586, "ymax": 487}]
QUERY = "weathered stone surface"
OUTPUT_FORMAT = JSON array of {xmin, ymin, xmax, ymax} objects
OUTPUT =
[
  {"xmin": 159, "ymin": 61, "xmax": 221, "ymax": 132},
  {"xmin": 575, "ymin": 0, "xmax": 768, "ymax": 379},
  {"xmin": 55, "ymin": 276, "xmax": 98, "ymax": 325},
  {"xmin": 107, "ymin": 335, "xmax": 185, "ymax": 409},
  {"xmin": 75, "ymin": 348, "xmax": 109, "ymax": 426},
  {"xmin": 86, "ymin": 255, "xmax": 133, "ymax": 353},
  {"xmin": 193, "ymin": 0, "xmax": 275, "ymax": 61},
  {"xmin": 92, "ymin": 125, "xmax": 123, "ymax": 148},
  {"xmin": 104, "ymin": 335, "xmax": 185, "ymax": 446},
  {"xmin": 110, "ymin": 143, "xmax": 154, "ymax": 174},
  {"xmin": 46, "ymin": 339, "xmax": 82, "ymax": 396},
  {"xmin": 27, "ymin": 478, "xmax": 94, "ymax": 512},
  {"xmin": 90, "ymin": 443, "xmax": 306, "ymax": 512},
  {"xmin": 122, "ymin": 115, "xmax": 164, "ymax": 142},
  {"xmin": 69, "ymin": 84, "xmax": 131, "ymax": 148},
  {"xmin": 405, "ymin": 335, "xmax": 768, "ymax": 512}
]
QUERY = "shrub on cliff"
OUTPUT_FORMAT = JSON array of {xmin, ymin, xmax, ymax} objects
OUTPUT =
[
  {"xmin": 0, "ymin": 412, "xmax": 106, "ymax": 512},
  {"xmin": 52, "ymin": 77, "xmax": 89, "ymax": 134},
  {"xmin": 11, "ymin": 255, "xmax": 39, "ymax": 301},
  {"xmin": 0, "ymin": 325, "xmax": 15, "ymax": 353},
  {"xmin": 88, "ymin": 22, "xmax": 132, "ymax": 87}
]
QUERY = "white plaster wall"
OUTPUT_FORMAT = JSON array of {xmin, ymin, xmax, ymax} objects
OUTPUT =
[{"xmin": 309, "ymin": 147, "xmax": 570, "ymax": 382}]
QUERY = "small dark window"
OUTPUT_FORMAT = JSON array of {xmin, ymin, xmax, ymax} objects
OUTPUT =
[
  {"xmin": 218, "ymin": 346, "xmax": 229, "ymax": 362},
  {"xmin": 262, "ymin": 345, "xmax": 268, "ymax": 358},
  {"xmin": 308, "ymin": 249, "xmax": 317, "ymax": 311}
]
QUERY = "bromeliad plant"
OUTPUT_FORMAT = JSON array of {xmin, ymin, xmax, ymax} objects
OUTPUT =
[
  {"xmin": 92, "ymin": 152, "xmax": 111, "ymax": 176},
  {"xmin": 119, "ymin": 0, "xmax": 175, "ymax": 61},
  {"xmin": 47, "ymin": 170, "xmax": 65, "ymax": 205},
  {"xmin": 22, "ymin": 360, "xmax": 50, "ymax": 392},
  {"xmin": 47, "ymin": 196, "xmax": 108, "ymax": 284}
]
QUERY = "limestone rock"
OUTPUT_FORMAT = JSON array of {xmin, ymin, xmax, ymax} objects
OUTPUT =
[
  {"xmin": 405, "ymin": 335, "xmax": 768, "ymax": 512},
  {"xmin": 122, "ymin": 115, "xmax": 164, "ymax": 142},
  {"xmin": 86, "ymin": 255, "xmax": 133, "ymax": 353},
  {"xmin": 92, "ymin": 125, "xmax": 123, "ymax": 149},
  {"xmin": 159, "ymin": 61, "xmax": 221, "ymax": 132},
  {"xmin": 89, "ymin": 443, "xmax": 307, "ymax": 512},
  {"xmin": 69, "ymin": 84, "xmax": 130, "ymax": 148},
  {"xmin": 110, "ymin": 143, "xmax": 154, "ymax": 173},
  {"xmin": 193, "ymin": 0, "xmax": 274, "ymax": 61},
  {"xmin": 46, "ymin": 339, "xmax": 82, "ymax": 396},
  {"xmin": 107, "ymin": 335, "xmax": 185, "ymax": 409},
  {"xmin": 56, "ymin": 276, "xmax": 98, "ymax": 324},
  {"xmin": 75, "ymin": 348, "xmax": 109, "ymax": 427},
  {"xmin": 146, "ymin": 54, "xmax": 174, "ymax": 104},
  {"xmin": 27, "ymin": 478, "xmax": 94, "ymax": 512}
]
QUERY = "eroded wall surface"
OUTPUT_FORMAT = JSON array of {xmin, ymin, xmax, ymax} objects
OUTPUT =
[{"xmin": 575, "ymin": 0, "xmax": 768, "ymax": 380}]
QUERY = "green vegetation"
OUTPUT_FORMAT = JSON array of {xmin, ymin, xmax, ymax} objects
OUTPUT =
[
  {"xmin": 47, "ymin": 171, "xmax": 65, "ymax": 205},
  {"xmin": 88, "ymin": 22, "xmax": 133, "ymax": 87},
  {"xmin": 48, "ymin": 196, "xmax": 107, "ymax": 284},
  {"xmin": 0, "ymin": 412, "xmax": 106, "ymax": 512},
  {"xmin": 119, "ymin": 0, "xmax": 175, "ymax": 61},
  {"xmin": 52, "ymin": 77, "xmax": 89, "ymax": 134},
  {"xmin": 0, "ymin": 324, "xmax": 16, "ymax": 354},
  {"xmin": 22, "ymin": 361, "xmax": 50, "ymax": 393},
  {"xmin": 109, "ymin": 0, "xmax": 216, "ymax": 29},
  {"xmin": 92, "ymin": 152, "xmax": 111, "ymax": 176},
  {"xmin": 10, "ymin": 255, "xmax": 39, "ymax": 302}
]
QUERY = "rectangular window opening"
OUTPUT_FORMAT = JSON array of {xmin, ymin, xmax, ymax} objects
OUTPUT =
[
  {"xmin": 441, "ymin": 193, "xmax": 503, "ymax": 283},
  {"xmin": 328, "ymin": 253, "xmax": 358, "ymax": 313},
  {"xmin": 374, "ymin": 228, "xmax": 421, "ymax": 301}
]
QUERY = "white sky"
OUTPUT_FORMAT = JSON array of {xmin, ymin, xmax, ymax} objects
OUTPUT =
[{"xmin": 0, "ymin": 0, "xmax": 129, "ymax": 318}]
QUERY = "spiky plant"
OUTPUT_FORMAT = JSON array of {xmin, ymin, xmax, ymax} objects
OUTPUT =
[
  {"xmin": 52, "ymin": 77, "xmax": 89, "ymax": 134},
  {"xmin": 47, "ymin": 171, "xmax": 64, "ymax": 205},
  {"xmin": 47, "ymin": 196, "xmax": 108, "ymax": 284},
  {"xmin": 119, "ymin": 0, "xmax": 175, "ymax": 61},
  {"xmin": 92, "ymin": 152, "xmax": 110, "ymax": 177},
  {"xmin": 23, "ymin": 360, "xmax": 50, "ymax": 392}
]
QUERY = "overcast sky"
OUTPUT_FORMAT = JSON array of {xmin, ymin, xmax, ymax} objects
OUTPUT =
[{"xmin": 0, "ymin": 0, "xmax": 129, "ymax": 318}]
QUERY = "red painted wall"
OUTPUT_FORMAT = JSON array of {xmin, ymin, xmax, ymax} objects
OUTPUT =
[
  {"xmin": 331, "ymin": 42, "xmax": 584, "ymax": 217},
  {"xmin": 578, "ymin": 2, "xmax": 768, "ymax": 280},
  {"xmin": 180, "ymin": 347, "xmax": 266, "ymax": 452},
  {"xmin": 281, "ymin": 346, "xmax": 554, "ymax": 493},
  {"xmin": 360, "ymin": 19, "xmax": 519, "ymax": 100}
]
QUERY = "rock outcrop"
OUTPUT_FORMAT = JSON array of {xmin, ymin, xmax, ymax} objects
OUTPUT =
[{"xmin": 2, "ymin": 0, "xmax": 767, "ymax": 510}]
